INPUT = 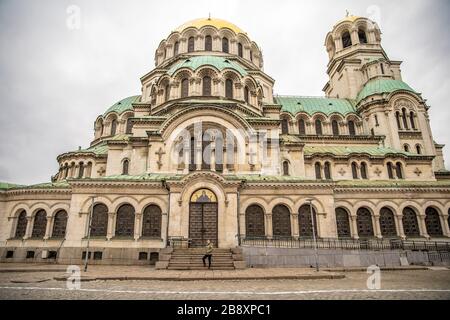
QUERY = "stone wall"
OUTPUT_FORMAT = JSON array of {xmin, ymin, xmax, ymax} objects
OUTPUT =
[{"xmin": 242, "ymin": 247, "xmax": 450, "ymax": 268}]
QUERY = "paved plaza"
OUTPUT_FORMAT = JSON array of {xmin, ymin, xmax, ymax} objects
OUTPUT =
[{"xmin": 0, "ymin": 264, "xmax": 449, "ymax": 300}]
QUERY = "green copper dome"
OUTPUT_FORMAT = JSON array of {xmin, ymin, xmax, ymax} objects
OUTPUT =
[
  {"xmin": 356, "ymin": 79, "xmax": 417, "ymax": 104},
  {"xmin": 167, "ymin": 56, "xmax": 248, "ymax": 76},
  {"xmin": 275, "ymin": 96, "xmax": 357, "ymax": 116},
  {"xmin": 103, "ymin": 95, "xmax": 141, "ymax": 116}
]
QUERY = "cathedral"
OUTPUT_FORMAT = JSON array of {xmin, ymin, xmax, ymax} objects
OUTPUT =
[{"xmin": 1, "ymin": 16, "xmax": 450, "ymax": 267}]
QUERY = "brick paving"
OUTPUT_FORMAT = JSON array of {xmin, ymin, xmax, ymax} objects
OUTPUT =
[{"xmin": 0, "ymin": 264, "xmax": 449, "ymax": 300}]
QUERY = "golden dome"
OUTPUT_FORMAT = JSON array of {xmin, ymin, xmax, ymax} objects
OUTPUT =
[
  {"xmin": 335, "ymin": 14, "xmax": 362, "ymax": 26},
  {"xmin": 174, "ymin": 17, "xmax": 246, "ymax": 34}
]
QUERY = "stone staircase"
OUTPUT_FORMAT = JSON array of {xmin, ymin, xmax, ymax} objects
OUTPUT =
[{"xmin": 156, "ymin": 247, "xmax": 246, "ymax": 270}]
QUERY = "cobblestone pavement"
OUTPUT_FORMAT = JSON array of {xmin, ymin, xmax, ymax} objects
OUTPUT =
[{"xmin": 0, "ymin": 270, "xmax": 449, "ymax": 300}]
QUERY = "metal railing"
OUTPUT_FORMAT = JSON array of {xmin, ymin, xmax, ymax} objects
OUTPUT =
[{"xmin": 240, "ymin": 236, "xmax": 450, "ymax": 252}]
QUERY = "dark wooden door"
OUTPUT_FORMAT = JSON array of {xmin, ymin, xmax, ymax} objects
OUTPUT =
[{"xmin": 189, "ymin": 202, "xmax": 218, "ymax": 247}]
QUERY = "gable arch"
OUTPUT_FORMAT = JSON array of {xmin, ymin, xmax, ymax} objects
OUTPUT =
[
  {"xmin": 111, "ymin": 198, "xmax": 139, "ymax": 213},
  {"xmin": 267, "ymin": 198, "xmax": 295, "ymax": 213},
  {"xmin": 9, "ymin": 204, "xmax": 30, "ymax": 219},
  {"xmin": 172, "ymin": 69, "xmax": 194, "ymax": 82}
]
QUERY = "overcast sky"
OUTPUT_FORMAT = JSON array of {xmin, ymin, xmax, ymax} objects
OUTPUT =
[{"xmin": 0, "ymin": 0, "xmax": 449, "ymax": 185}]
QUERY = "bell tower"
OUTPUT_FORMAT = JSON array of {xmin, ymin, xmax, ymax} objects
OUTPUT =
[{"xmin": 323, "ymin": 14, "xmax": 403, "ymax": 100}]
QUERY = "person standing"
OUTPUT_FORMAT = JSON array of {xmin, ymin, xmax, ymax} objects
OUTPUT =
[{"xmin": 202, "ymin": 240, "xmax": 213, "ymax": 269}]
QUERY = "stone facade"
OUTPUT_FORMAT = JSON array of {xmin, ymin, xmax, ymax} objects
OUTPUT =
[{"xmin": 1, "ymin": 16, "xmax": 449, "ymax": 265}]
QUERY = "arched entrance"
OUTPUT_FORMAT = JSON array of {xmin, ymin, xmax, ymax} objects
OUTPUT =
[{"xmin": 189, "ymin": 189, "xmax": 218, "ymax": 247}]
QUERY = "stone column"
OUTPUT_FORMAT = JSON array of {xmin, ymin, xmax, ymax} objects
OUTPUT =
[
  {"xmin": 107, "ymin": 212, "xmax": 115, "ymax": 240},
  {"xmin": 395, "ymin": 215, "xmax": 406, "ymax": 239},
  {"xmin": 222, "ymin": 146, "xmax": 228, "ymax": 174},
  {"xmin": 134, "ymin": 212, "xmax": 142, "ymax": 241},
  {"xmin": 373, "ymin": 214, "xmax": 382, "ymax": 239},
  {"xmin": 417, "ymin": 215, "xmax": 430, "ymax": 239},
  {"xmin": 44, "ymin": 216, "xmax": 53, "ymax": 240},
  {"xmin": 24, "ymin": 216, "xmax": 33, "ymax": 239},
  {"xmin": 350, "ymin": 27, "xmax": 359, "ymax": 45},
  {"xmin": 183, "ymin": 146, "xmax": 190, "ymax": 174},
  {"xmin": 265, "ymin": 214, "xmax": 273, "ymax": 239},
  {"xmin": 291, "ymin": 213, "xmax": 299, "ymax": 238},
  {"xmin": 334, "ymin": 36, "xmax": 342, "ymax": 52},
  {"xmin": 350, "ymin": 215, "xmax": 359, "ymax": 240},
  {"xmin": 440, "ymin": 214, "xmax": 450, "ymax": 238},
  {"xmin": 210, "ymin": 141, "xmax": 216, "ymax": 172}
]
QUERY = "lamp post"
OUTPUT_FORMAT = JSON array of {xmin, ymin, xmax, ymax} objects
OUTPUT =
[
  {"xmin": 84, "ymin": 196, "xmax": 95, "ymax": 272},
  {"xmin": 307, "ymin": 199, "xmax": 319, "ymax": 272}
]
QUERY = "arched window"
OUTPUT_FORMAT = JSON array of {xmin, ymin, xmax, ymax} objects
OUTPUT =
[
  {"xmin": 122, "ymin": 159, "xmax": 129, "ymax": 175},
  {"xmin": 174, "ymin": 41, "xmax": 179, "ymax": 56},
  {"xmin": 15, "ymin": 210, "xmax": 27, "ymax": 238},
  {"xmin": 32, "ymin": 210, "xmax": 47, "ymax": 238},
  {"xmin": 142, "ymin": 205, "xmax": 161, "ymax": 238},
  {"xmin": 244, "ymin": 86, "xmax": 250, "ymax": 103},
  {"xmin": 281, "ymin": 118, "xmax": 289, "ymax": 134},
  {"xmin": 78, "ymin": 162, "xmax": 84, "ymax": 178},
  {"xmin": 202, "ymin": 76, "xmax": 211, "ymax": 96},
  {"xmin": 402, "ymin": 207, "xmax": 420, "ymax": 237},
  {"xmin": 90, "ymin": 204, "xmax": 108, "ymax": 237},
  {"xmin": 332, "ymin": 120, "xmax": 339, "ymax": 136},
  {"xmin": 342, "ymin": 31, "xmax": 352, "ymax": 48},
  {"xmin": 404, "ymin": 144, "xmax": 410, "ymax": 152},
  {"xmin": 126, "ymin": 118, "xmax": 133, "ymax": 134},
  {"xmin": 245, "ymin": 205, "xmax": 265, "ymax": 237},
  {"xmin": 395, "ymin": 162, "xmax": 403, "ymax": 179},
  {"xmin": 379, "ymin": 207, "xmax": 397, "ymax": 237},
  {"xmin": 238, "ymin": 43, "xmax": 243, "ymax": 57},
  {"xmin": 181, "ymin": 78, "xmax": 189, "ymax": 98},
  {"xmin": 410, "ymin": 111, "xmax": 416, "ymax": 129},
  {"xmin": 204, "ymin": 35, "xmax": 212, "ymax": 51},
  {"xmin": 402, "ymin": 108, "xmax": 409, "ymax": 129},
  {"xmin": 222, "ymin": 37, "xmax": 229, "ymax": 53},
  {"xmin": 298, "ymin": 204, "xmax": 318, "ymax": 238},
  {"xmin": 282, "ymin": 161, "xmax": 289, "ymax": 176},
  {"xmin": 387, "ymin": 162, "xmax": 394, "ymax": 179},
  {"xmin": 425, "ymin": 207, "xmax": 443, "ymax": 236},
  {"xmin": 395, "ymin": 111, "xmax": 401, "ymax": 129},
  {"xmin": 324, "ymin": 162, "xmax": 331, "ymax": 180},
  {"xmin": 348, "ymin": 120, "xmax": 356, "ymax": 137},
  {"xmin": 164, "ymin": 84, "xmax": 170, "ymax": 102},
  {"xmin": 188, "ymin": 36, "xmax": 195, "ymax": 52},
  {"xmin": 315, "ymin": 119, "xmax": 322, "ymax": 135},
  {"xmin": 299, "ymin": 119, "xmax": 306, "ymax": 135},
  {"xmin": 272, "ymin": 204, "xmax": 291, "ymax": 237},
  {"xmin": 335, "ymin": 208, "xmax": 351, "ymax": 238},
  {"xmin": 351, "ymin": 162, "xmax": 358, "ymax": 179},
  {"xmin": 416, "ymin": 145, "xmax": 422, "ymax": 154},
  {"xmin": 358, "ymin": 29, "xmax": 367, "ymax": 44},
  {"xmin": 360, "ymin": 162, "xmax": 368, "ymax": 179},
  {"xmin": 115, "ymin": 204, "xmax": 135, "ymax": 237},
  {"xmin": 348, "ymin": 120, "xmax": 356, "ymax": 136},
  {"xmin": 250, "ymin": 50, "xmax": 253, "ymax": 61},
  {"xmin": 110, "ymin": 119, "xmax": 117, "ymax": 136},
  {"xmin": 52, "ymin": 210, "xmax": 68, "ymax": 238},
  {"xmin": 380, "ymin": 63, "xmax": 385, "ymax": 75},
  {"xmin": 99, "ymin": 119, "xmax": 104, "ymax": 137},
  {"xmin": 225, "ymin": 79, "xmax": 233, "ymax": 99},
  {"xmin": 356, "ymin": 208, "xmax": 374, "ymax": 238},
  {"xmin": 315, "ymin": 162, "xmax": 322, "ymax": 180}
]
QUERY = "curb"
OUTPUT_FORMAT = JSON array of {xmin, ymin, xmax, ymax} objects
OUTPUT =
[
  {"xmin": 323, "ymin": 266, "xmax": 429, "ymax": 272},
  {"xmin": 54, "ymin": 274, "xmax": 345, "ymax": 282},
  {"xmin": 0, "ymin": 269, "xmax": 67, "ymax": 273}
]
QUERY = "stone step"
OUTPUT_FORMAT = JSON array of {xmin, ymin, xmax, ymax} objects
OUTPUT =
[{"xmin": 167, "ymin": 266, "xmax": 236, "ymax": 270}]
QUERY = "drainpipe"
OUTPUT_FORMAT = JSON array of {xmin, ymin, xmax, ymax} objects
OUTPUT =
[
  {"xmin": 162, "ymin": 179, "xmax": 170, "ymax": 248},
  {"xmin": 236, "ymin": 180, "xmax": 246, "ymax": 246}
]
